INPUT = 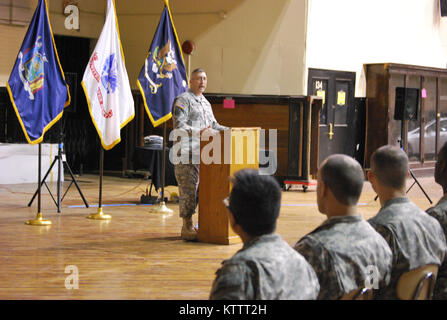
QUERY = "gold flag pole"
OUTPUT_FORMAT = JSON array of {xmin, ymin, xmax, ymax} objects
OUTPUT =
[
  {"xmin": 87, "ymin": 147, "xmax": 111, "ymax": 220},
  {"xmin": 26, "ymin": 143, "xmax": 51, "ymax": 226},
  {"xmin": 151, "ymin": 122, "xmax": 173, "ymax": 214},
  {"xmin": 187, "ymin": 54, "xmax": 191, "ymax": 76}
]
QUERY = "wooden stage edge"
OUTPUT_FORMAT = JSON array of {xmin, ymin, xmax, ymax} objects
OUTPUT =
[{"xmin": 0, "ymin": 173, "xmax": 441, "ymax": 299}]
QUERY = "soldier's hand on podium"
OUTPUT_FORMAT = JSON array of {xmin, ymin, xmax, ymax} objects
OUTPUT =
[{"xmin": 200, "ymin": 126, "xmax": 211, "ymax": 134}]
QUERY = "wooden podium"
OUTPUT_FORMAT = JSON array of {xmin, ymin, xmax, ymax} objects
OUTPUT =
[{"xmin": 198, "ymin": 127, "xmax": 260, "ymax": 245}]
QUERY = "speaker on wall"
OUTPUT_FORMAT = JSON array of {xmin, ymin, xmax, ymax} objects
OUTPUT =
[
  {"xmin": 394, "ymin": 87, "xmax": 419, "ymax": 121},
  {"xmin": 442, "ymin": 0, "xmax": 447, "ymax": 17}
]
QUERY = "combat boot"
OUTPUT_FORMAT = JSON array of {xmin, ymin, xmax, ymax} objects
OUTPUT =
[{"xmin": 181, "ymin": 216, "xmax": 197, "ymax": 241}]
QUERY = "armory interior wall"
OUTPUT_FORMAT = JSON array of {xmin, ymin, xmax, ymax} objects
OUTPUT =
[
  {"xmin": 0, "ymin": 0, "xmax": 106, "ymax": 86},
  {"xmin": 0, "ymin": 0, "xmax": 308, "ymax": 95},
  {"xmin": 3, "ymin": 1, "xmax": 447, "ymax": 97},
  {"xmin": 305, "ymin": 0, "xmax": 447, "ymax": 97},
  {"xmin": 116, "ymin": 0, "xmax": 308, "ymax": 95}
]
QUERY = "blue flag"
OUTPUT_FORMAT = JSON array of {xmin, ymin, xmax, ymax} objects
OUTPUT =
[
  {"xmin": 7, "ymin": 0, "xmax": 70, "ymax": 144},
  {"xmin": 137, "ymin": 1, "xmax": 188, "ymax": 127}
]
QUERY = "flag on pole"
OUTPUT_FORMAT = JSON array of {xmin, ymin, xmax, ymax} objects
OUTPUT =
[
  {"xmin": 7, "ymin": 0, "xmax": 70, "ymax": 144},
  {"xmin": 137, "ymin": 0, "xmax": 188, "ymax": 127},
  {"xmin": 81, "ymin": 0, "xmax": 134, "ymax": 150}
]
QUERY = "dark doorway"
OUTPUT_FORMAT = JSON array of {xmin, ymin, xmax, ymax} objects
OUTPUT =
[
  {"xmin": 54, "ymin": 35, "xmax": 99, "ymax": 174},
  {"xmin": 55, "ymin": 35, "xmax": 135, "ymax": 174},
  {"xmin": 307, "ymin": 68, "xmax": 360, "ymax": 164}
]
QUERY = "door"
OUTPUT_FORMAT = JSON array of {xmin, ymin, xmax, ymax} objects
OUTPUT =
[
  {"xmin": 53, "ymin": 35, "xmax": 97, "ymax": 173},
  {"xmin": 308, "ymin": 68, "xmax": 356, "ymax": 163}
]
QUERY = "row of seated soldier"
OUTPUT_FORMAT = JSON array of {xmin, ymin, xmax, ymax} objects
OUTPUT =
[{"xmin": 208, "ymin": 143, "xmax": 447, "ymax": 300}]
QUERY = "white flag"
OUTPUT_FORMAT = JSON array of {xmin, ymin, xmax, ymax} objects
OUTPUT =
[{"xmin": 81, "ymin": 0, "xmax": 134, "ymax": 150}]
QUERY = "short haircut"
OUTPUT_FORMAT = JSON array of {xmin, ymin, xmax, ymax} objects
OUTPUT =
[
  {"xmin": 191, "ymin": 68, "xmax": 205, "ymax": 77},
  {"xmin": 371, "ymin": 145, "xmax": 408, "ymax": 189},
  {"xmin": 320, "ymin": 154, "xmax": 364, "ymax": 206},
  {"xmin": 228, "ymin": 169, "xmax": 281, "ymax": 237}
]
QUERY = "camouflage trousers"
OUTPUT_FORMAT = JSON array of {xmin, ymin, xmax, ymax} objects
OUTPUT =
[{"xmin": 174, "ymin": 163, "xmax": 200, "ymax": 218}]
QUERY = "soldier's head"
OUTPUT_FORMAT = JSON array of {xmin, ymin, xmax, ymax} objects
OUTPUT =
[
  {"xmin": 316, "ymin": 154, "xmax": 364, "ymax": 216},
  {"xmin": 368, "ymin": 145, "xmax": 408, "ymax": 193},
  {"xmin": 224, "ymin": 169, "xmax": 281, "ymax": 241},
  {"xmin": 435, "ymin": 141, "xmax": 447, "ymax": 192},
  {"xmin": 189, "ymin": 68, "xmax": 207, "ymax": 96}
]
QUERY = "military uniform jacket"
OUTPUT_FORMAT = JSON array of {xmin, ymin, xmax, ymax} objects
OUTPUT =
[
  {"xmin": 295, "ymin": 215, "xmax": 393, "ymax": 300},
  {"xmin": 427, "ymin": 196, "xmax": 447, "ymax": 235},
  {"xmin": 368, "ymin": 197, "xmax": 447, "ymax": 299},
  {"xmin": 426, "ymin": 196, "xmax": 447, "ymax": 300},
  {"xmin": 172, "ymin": 90, "xmax": 228, "ymax": 158},
  {"xmin": 209, "ymin": 233, "xmax": 320, "ymax": 300}
]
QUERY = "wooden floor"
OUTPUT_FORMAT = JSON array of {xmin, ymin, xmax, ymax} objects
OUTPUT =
[{"xmin": 0, "ymin": 173, "xmax": 442, "ymax": 300}]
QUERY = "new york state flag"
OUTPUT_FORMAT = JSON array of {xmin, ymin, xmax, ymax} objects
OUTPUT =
[
  {"xmin": 7, "ymin": 0, "xmax": 70, "ymax": 144},
  {"xmin": 137, "ymin": 0, "xmax": 188, "ymax": 127},
  {"xmin": 82, "ymin": 0, "xmax": 134, "ymax": 150}
]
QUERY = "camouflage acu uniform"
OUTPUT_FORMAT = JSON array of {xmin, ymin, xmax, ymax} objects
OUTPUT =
[
  {"xmin": 210, "ymin": 234, "xmax": 320, "ymax": 300},
  {"xmin": 172, "ymin": 90, "xmax": 228, "ymax": 218},
  {"xmin": 172, "ymin": 90, "xmax": 228, "ymax": 160},
  {"xmin": 426, "ymin": 196, "xmax": 447, "ymax": 300},
  {"xmin": 427, "ymin": 196, "xmax": 447, "ymax": 242},
  {"xmin": 174, "ymin": 164, "xmax": 199, "ymax": 218},
  {"xmin": 294, "ymin": 215, "xmax": 393, "ymax": 300},
  {"xmin": 368, "ymin": 197, "xmax": 447, "ymax": 300}
]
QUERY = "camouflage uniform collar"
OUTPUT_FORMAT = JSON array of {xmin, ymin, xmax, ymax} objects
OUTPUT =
[
  {"xmin": 308, "ymin": 215, "xmax": 362, "ymax": 235},
  {"xmin": 381, "ymin": 197, "xmax": 410, "ymax": 210},
  {"xmin": 241, "ymin": 233, "xmax": 280, "ymax": 250},
  {"xmin": 187, "ymin": 89, "xmax": 204, "ymax": 102},
  {"xmin": 323, "ymin": 214, "xmax": 362, "ymax": 226}
]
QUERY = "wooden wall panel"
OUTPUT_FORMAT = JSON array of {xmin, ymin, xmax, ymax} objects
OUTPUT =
[
  {"xmin": 365, "ymin": 64, "xmax": 389, "ymax": 168},
  {"xmin": 211, "ymin": 103, "xmax": 289, "ymax": 176},
  {"xmin": 132, "ymin": 93, "xmax": 319, "ymax": 183},
  {"xmin": 364, "ymin": 63, "xmax": 447, "ymax": 172}
]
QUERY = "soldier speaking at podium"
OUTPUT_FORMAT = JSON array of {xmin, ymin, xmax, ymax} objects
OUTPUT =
[{"xmin": 172, "ymin": 68, "xmax": 228, "ymax": 241}]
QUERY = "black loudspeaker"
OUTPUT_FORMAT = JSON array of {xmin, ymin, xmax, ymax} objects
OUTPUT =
[
  {"xmin": 394, "ymin": 87, "xmax": 419, "ymax": 121},
  {"xmin": 442, "ymin": 0, "xmax": 447, "ymax": 16}
]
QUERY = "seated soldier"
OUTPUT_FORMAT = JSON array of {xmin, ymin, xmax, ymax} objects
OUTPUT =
[
  {"xmin": 368, "ymin": 145, "xmax": 447, "ymax": 299},
  {"xmin": 295, "ymin": 154, "xmax": 393, "ymax": 300},
  {"xmin": 426, "ymin": 141, "xmax": 447, "ymax": 299},
  {"xmin": 209, "ymin": 169, "xmax": 320, "ymax": 300}
]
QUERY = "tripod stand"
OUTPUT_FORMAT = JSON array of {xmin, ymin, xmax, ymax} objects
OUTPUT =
[
  {"xmin": 28, "ymin": 137, "xmax": 89, "ymax": 213},
  {"xmin": 405, "ymin": 167, "xmax": 432, "ymax": 204},
  {"xmin": 399, "ymin": 117, "xmax": 432, "ymax": 204}
]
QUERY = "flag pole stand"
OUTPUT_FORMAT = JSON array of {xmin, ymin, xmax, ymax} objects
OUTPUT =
[
  {"xmin": 151, "ymin": 123, "xmax": 173, "ymax": 215},
  {"xmin": 87, "ymin": 147, "xmax": 111, "ymax": 220},
  {"xmin": 152, "ymin": 201, "xmax": 173, "ymax": 214},
  {"xmin": 26, "ymin": 212, "xmax": 52, "ymax": 226},
  {"xmin": 88, "ymin": 206, "xmax": 111, "ymax": 220},
  {"xmin": 26, "ymin": 143, "xmax": 51, "ymax": 226}
]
